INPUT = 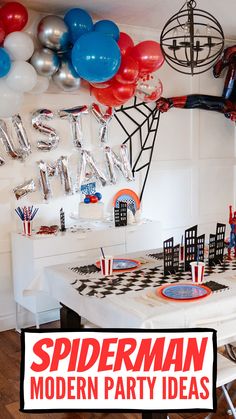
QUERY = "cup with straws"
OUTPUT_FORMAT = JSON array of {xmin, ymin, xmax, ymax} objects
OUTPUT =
[
  {"xmin": 190, "ymin": 247, "xmax": 205, "ymax": 284},
  {"xmin": 100, "ymin": 247, "xmax": 113, "ymax": 276},
  {"xmin": 15, "ymin": 206, "xmax": 39, "ymax": 236}
]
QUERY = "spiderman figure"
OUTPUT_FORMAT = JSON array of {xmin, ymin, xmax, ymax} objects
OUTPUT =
[
  {"xmin": 228, "ymin": 205, "xmax": 236, "ymax": 260},
  {"xmin": 156, "ymin": 45, "xmax": 236, "ymax": 121}
]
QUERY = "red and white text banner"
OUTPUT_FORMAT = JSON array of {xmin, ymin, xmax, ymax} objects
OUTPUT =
[{"xmin": 20, "ymin": 329, "xmax": 216, "ymax": 413}]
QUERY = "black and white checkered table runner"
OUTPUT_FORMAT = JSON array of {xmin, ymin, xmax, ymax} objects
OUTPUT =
[{"xmin": 69, "ymin": 254, "xmax": 235, "ymax": 298}]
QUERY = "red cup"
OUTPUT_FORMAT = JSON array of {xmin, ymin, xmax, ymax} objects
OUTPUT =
[
  {"xmin": 190, "ymin": 262, "xmax": 205, "ymax": 284},
  {"xmin": 100, "ymin": 256, "xmax": 113, "ymax": 276}
]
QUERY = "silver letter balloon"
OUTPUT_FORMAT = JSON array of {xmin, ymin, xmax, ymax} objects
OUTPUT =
[
  {"xmin": 37, "ymin": 15, "xmax": 70, "ymax": 52},
  {"xmin": 104, "ymin": 144, "xmax": 134, "ymax": 184},
  {"xmin": 13, "ymin": 179, "xmax": 36, "ymax": 200},
  {"xmin": 58, "ymin": 106, "xmax": 88, "ymax": 149},
  {"xmin": 32, "ymin": 109, "xmax": 59, "ymax": 151},
  {"xmin": 91, "ymin": 103, "xmax": 113, "ymax": 144}
]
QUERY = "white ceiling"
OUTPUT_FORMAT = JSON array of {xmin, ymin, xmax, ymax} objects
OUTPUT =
[{"xmin": 18, "ymin": 0, "xmax": 236, "ymax": 39}]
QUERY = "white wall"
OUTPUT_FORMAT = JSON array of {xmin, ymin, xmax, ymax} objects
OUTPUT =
[{"xmin": 0, "ymin": 21, "xmax": 235, "ymax": 331}]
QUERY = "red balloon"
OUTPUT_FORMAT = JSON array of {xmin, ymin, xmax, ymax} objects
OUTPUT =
[
  {"xmin": 130, "ymin": 41, "xmax": 164, "ymax": 75},
  {"xmin": 115, "ymin": 55, "xmax": 139, "ymax": 84},
  {"xmin": 92, "ymin": 86, "xmax": 125, "ymax": 107},
  {"xmin": 90, "ymin": 195, "xmax": 99, "ymax": 203},
  {"xmin": 0, "ymin": 20, "xmax": 5, "ymax": 45},
  {"xmin": 90, "ymin": 80, "xmax": 113, "ymax": 89},
  {"xmin": 117, "ymin": 32, "xmax": 134, "ymax": 56},
  {"xmin": 112, "ymin": 81, "xmax": 136, "ymax": 102},
  {"xmin": 0, "ymin": 2, "xmax": 28, "ymax": 34}
]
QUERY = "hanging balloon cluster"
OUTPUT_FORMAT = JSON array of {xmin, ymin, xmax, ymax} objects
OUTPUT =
[
  {"xmin": 28, "ymin": 7, "xmax": 164, "ymax": 102},
  {"xmin": 0, "ymin": 2, "xmax": 38, "ymax": 117}
]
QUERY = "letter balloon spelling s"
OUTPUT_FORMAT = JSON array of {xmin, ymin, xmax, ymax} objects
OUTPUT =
[{"xmin": 32, "ymin": 109, "xmax": 59, "ymax": 151}]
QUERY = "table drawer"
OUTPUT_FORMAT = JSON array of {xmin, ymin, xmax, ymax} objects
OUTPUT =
[{"xmin": 32, "ymin": 228, "xmax": 125, "ymax": 258}]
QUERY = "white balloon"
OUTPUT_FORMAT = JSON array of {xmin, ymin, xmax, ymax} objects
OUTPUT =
[
  {"xmin": 0, "ymin": 81, "xmax": 23, "ymax": 118},
  {"xmin": 6, "ymin": 61, "xmax": 37, "ymax": 93},
  {"xmin": 4, "ymin": 32, "xmax": 34, "ymax": 61},
  {"xmin": 28, "ymin": 75, "xmax": 49, "ymax": 94}
]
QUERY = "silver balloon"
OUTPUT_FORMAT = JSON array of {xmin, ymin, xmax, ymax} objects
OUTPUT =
[
  {"xmin": 30, "ymin": 48, "xmax": 60, "ymax": 77},
  {"xmin": 13, "ymin": 179, "xmax": 36, "ymax": 200},
  {"xmin": 37, "ymin": 15, "xmax": 70, "ymax": 52},
  {"xmin": 91, "ymin": 103, "xmax": 113, "ymax": 143},
  {"xmin": 12, "ymin": 114, "xmax": 31, "ymax": 156},
  {"xmin": 32, "ymin": 109, "xmax": 59, "ymax": 151},
  {"xmin": 38, "ymin": 160, "xmax": 51, "ymax": 201},
  {"xmin": 57, "ymin": 155, "xmax": 73, "ymax": 195},
  {"xmin": 78, "ymin": 149, "xmax": 107, "ymax": 188},
  {"xmin": 52, "ymin": 58, "xmax": 81, "ymax": 92},
  {"xmin": 58, "ymin": 106, "xmax": 88, "ymax": 149},
  {"xmin": 0, "ymin": 119, "xmax": 24, "ymax": 160},
  {"xmin": 104, "ymin": 144, "xmax": 134, "ymax": 184}
]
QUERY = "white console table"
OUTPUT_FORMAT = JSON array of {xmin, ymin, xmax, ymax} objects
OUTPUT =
[{"xmin": 11, "ymin": 220, "xmax": 161, "ymax": 329}]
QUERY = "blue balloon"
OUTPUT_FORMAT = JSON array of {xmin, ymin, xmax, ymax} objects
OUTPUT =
[
  {"xmin": 0, "ymin": 48, "xmax": 11, "ymax": 78},
  {"xmin": 72, "ymin": 32, "xmax": 121, "ymax": 83},
  {"xmin": 95, "ymin": 192, "xmax": 102, "ymax": 201},
  {"xmin": 84, "ymin": 197, "xmax": 90, "ymax": 204},
  {"xmin": 64, "ymin": 8, "xmax": 93, "ymax": 44},
  {"xmin": 93, "ymin": 20, "xmax": 120, "ymax": 41}
]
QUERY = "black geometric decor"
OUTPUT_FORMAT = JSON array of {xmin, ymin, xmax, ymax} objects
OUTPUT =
[{"xmin": 115, "ymin": 97, "xmax": 161, "ymax": 202}]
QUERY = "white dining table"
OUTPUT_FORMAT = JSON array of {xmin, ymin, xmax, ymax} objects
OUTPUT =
[{"xmin": 25, "ymin": 249, "xmax": 236, "ymax": 347}]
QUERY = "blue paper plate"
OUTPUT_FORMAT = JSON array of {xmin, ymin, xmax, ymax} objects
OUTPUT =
[
  {"xmin": 158, "ymin": 283, "xmax": 211, "ymax": 301},
  {"xmin": 113, "ymin": 258, "xmax": 139, "ymax": 270}
]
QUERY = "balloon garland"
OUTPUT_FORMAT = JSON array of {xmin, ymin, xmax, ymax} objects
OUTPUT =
[{"xmin": 0, "ymin": 2, "xmax": 164, "ymax": 116}]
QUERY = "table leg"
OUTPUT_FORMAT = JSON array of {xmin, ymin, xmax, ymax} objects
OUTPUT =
[
  {"xmin": 60, "ymin": 304, "xmax": 82, "ymax": 329},
  {"xmin": 142, "ymin": 412, "xmax": 168, "ymax": 419}
]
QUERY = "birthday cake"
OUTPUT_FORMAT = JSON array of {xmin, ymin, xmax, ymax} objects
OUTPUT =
[
  {"xmin": 79, "ymin": 202, "xmax": 104, "ymax": 219},
  {"xmin": 79, "ymin": 190, "xmax": 104, "ymax": 220}
]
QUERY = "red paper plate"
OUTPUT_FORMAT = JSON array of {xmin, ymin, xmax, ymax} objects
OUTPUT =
[{"xmin": 156, "ymin": 283, "xmax": 212, "ymax": 302}]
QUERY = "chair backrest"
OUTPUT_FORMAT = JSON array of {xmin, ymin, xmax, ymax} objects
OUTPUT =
[{"xmin": 217, "ymin": 353, "xmax": 236, "ymax": 387}]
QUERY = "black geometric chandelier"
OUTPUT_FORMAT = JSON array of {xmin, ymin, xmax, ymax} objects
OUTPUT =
[{"xmin": 160, "ymin": 0, "xmax": 224, "ymax": 75}]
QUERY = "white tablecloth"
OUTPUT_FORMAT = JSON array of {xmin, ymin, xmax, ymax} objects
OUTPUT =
[{"xmin": 25, "ymin": 250, "xmax": 236, "ymax": 346}]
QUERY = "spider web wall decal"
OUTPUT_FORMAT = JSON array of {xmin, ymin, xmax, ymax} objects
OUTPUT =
[{"xmin": 114, "ymin": 96, "xmax": 161, "ymax": 202}]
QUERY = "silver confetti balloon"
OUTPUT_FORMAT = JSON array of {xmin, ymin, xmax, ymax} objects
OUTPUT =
[
  {"xmin": 0, "ymin": 119, "xmax": 24, "ymax": 160},
  {"xmin": 104, "ymin": 144, "xmax": 134, "ymax": 184},
  {"xmin": 32, "ymin": 109, "xmax": 59, "ymax": 151},
  {"xmin": 37, "ymin": 15, "xmax": 70, "ymax": 52},
  {"xmin": 13, "ymin": 179, "xmax": 36, "ymax": 200},
  {"xmin": 30, "ymin": 48, "xmax": 60, "ymax": 77},
  {"xmin": 57, "ymin": 155, "xmax": 73, "ymax": 195},
  {"xmin": 91, "ymin": 103, "xmax": 113, "ymax": 143},
  {"xmin": 12, "ymin": 114, "xmax": 31, "ymax": 156},
  {"xmin": 58, "ymin": 106, "xmax": 88, "ymax": 149},
  {"xmin": 78, "ymin": 149, "xmax": 107, "ymax": 188},
  {"xmin": 37, "ymin": 160, "xmax": 51, "ymax": 201},
  {"xmin": 52, "ymin": 58, "xmax": 81, "ymax": 92}
]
